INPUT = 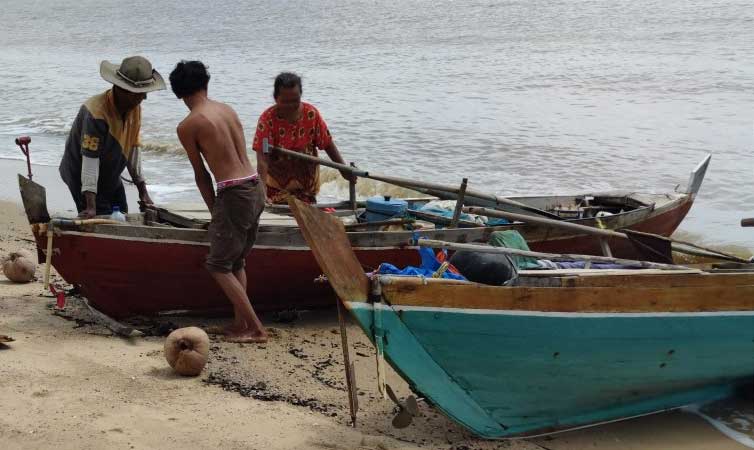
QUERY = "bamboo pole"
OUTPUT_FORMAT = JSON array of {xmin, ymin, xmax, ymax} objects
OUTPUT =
[
  {"xmin": 465, "ymin": 206, "xmax": 749, "ymax": 263},
  {"xmin": 52, "ymin": 218, "xmax": 122, "ymax": 226},
  {"xmin": 414, "ymin": 238, "xmax": 691, "ymax": 270},
  {"xmin": 263, "ymin": 143, "xmax": 560, "ymax": 219}
]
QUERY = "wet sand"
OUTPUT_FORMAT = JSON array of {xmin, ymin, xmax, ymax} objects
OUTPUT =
[{"xmin": 1, "ymin": 198, "xmax": 751, "ymax": 450}]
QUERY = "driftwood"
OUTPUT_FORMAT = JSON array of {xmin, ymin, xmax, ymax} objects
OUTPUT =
[
  {"xmin": 83, "ymin": 299, "xmax": 144, "ymax": 338},
  {"xmin": 415, "ymin": 238, "xmax": 691, "ymax": 271},
  {"xmin": 466, "ymin": 206, "xmax": 750, "ymax": 263}
]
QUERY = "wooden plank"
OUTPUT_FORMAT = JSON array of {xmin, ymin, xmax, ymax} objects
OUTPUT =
[
  {"xmin": 288, "ymin": 198, "xmax": 369, "ymax": 302},
  {"xmin": 379, "ymin": 278, "xmax": 754, "ymax": 313},
  {"xmin": 519, "ymin": 268, "xmax": 701, "ymax": 276},
  {"xmin": 344, "ymin": 218, "xmax": 413, "ymax": 230}
]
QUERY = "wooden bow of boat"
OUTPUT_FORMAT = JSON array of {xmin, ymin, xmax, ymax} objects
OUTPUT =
[{"xmin": 289, "ymin": 197, "xmax": 754, "ymax": 439}]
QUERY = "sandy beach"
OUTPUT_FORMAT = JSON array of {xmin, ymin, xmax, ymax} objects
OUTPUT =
[{"xmin": 1, "ymin": 196, "xmax": 752, "ymax": 450}]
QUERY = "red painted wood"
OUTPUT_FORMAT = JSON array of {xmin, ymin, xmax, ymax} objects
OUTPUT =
[{"xmin": 38, "ymin": 198, "xmax": 692, "ymax": 318}]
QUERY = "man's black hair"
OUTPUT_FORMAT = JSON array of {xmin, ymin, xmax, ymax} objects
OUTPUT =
[
  {"xmin": 273, "ymin": 72, "xmax": 302, "ymax": 99},
  {"xmin": 169, "ymin": 60, "xmax": 210, "ymax": 99}
]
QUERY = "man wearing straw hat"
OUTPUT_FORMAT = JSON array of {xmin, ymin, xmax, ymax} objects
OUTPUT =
[{"xmin": 59, "ymin": 56, "xmax": 165, "ymax": 218}]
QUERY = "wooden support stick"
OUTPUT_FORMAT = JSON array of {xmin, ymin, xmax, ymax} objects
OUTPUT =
[
  {"xmin": 415, "ymin": 238, "xmax": 691, "ymax": 270},
  {"xmin": 599, "ymin": 237, "xmax": 613, "ymax": 258},
  {"xmin": 349, "ymin": 162, "xmax": 357, "ymax": 214},
  {"xmin": 337, "ymin": 299, "xmax": 359, "ymax": 427},
  {"xmin": 449, "ymin": 178, "xmax": 468, "ymax": 228},
  {"xmin": 43, "ymin": 221, "xmax": 53, "ymax": 290}
]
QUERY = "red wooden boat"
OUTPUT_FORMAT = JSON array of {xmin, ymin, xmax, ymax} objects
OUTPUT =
[{"xmin": 18, "ymin": 156, "xmax": 710, "ymax": 318}]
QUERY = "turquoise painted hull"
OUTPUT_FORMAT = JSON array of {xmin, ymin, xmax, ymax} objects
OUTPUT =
[{"xmin": 348, "ymin": 302, "xmax": 754, "ymax": 438}]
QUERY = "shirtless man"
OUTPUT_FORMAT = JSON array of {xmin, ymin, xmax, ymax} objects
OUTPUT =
[{"xmin": 169, "ymin": 60, "xmax": 267, "ymax": 343}]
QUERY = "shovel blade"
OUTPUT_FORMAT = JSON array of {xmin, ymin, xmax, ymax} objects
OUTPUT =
[{"xmin": 18, "ymin": 174, "xmax": 50, "ymax": 224}]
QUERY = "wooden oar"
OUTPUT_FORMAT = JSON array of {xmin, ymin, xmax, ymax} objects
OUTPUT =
[
  {"xmin": 742, "ymin": 218, "xmax": 754, "ymax": 227},
  {"xmin": 288, "ymin": 197, "xmax": 371, "ymax": 418},
  {"xmin": 415, "ymin": 238, "xmax": 691, "ymax": 271},
  {"xmin": 263, "ymin": 140, "xmax": 561, "ymax": 219},
  {"xmin": 465, "ymin": 206, "xmax": 750, "ymax": 263}
]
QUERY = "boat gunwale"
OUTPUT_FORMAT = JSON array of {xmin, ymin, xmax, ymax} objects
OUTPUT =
[
  {"xmin": 372, "ymin": 272, "xmax": 754, "ymax": 313},
  {"xmin": 36, "ymin": 191, "xmax": 690, "ymax": 248}
]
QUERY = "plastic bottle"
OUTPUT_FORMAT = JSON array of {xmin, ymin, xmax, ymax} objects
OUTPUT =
[{"xmin": 110, "ymin": 206, "xmax": 126, "ymax": 222}]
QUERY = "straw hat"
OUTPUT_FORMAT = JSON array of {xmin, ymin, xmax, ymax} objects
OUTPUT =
[{"xmin": 100, "ymin": 56, "xmax": 166, "ymax": 93}]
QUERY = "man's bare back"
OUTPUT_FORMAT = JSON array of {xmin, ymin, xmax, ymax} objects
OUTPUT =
[
  {"xmin": 170, "ymin": 60, "xmax": 267, "ymax": 343},
  {"xmin": 178, "ymin": 100, "xmax": 253, "ymax": 184}
]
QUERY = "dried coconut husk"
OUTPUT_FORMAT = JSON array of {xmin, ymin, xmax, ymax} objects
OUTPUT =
[
  {"xmin": 1, "ymin": 249, "xmax": 36, "ymax": 283},
  {"xmin": 164, "ymin": 327, "xmax": 210, "ymax": 376}
]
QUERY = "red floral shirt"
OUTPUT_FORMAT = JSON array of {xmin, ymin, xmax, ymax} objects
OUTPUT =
[{"xmin": 252, "ymin": 103, "xmax": 333, "ymax": 204}]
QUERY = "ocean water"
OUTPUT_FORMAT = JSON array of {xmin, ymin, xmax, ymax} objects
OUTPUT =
[{"xmin": 1, "ymin": 0, "xmax": 753, "ymax": 247}]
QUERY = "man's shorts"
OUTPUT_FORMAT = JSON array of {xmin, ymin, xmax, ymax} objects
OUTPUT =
[{"xmin": 206, "ymin": 179, "xmax": 265, "ymax": 273}]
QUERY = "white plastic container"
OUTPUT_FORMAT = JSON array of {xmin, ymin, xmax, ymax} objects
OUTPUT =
[{"xmin": 110, "ymin": 206, "xmax": 127, "ymax": 222}]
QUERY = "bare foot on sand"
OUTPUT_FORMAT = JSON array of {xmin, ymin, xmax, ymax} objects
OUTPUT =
[
  {"xmin": 224, "ymin": 329, "xmax": 269, "ymax": 344},
  {"xmin": 205, "ymin": 320, "xmax": 250, "ymax": 336},
  {"xmin": 205, "ymin": 325, "xmax": 243, "ymax": 335}
]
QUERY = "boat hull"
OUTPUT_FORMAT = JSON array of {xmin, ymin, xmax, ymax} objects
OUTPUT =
[
  {"xmin": 346, "ymin": 301, "xmax": 754, "ymax": 438},
  {"xmin": 32, "ymin": 194, "xmax": 694, "ymax": 317}
]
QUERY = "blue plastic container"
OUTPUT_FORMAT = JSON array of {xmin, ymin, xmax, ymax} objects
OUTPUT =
[{"xmin": 365, "ymin": 196, "xmax": 408, "ymax": 222}]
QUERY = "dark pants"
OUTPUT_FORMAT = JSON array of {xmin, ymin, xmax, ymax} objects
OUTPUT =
[
  {"xmin": 66, "ymin": 181, "xmax": 128, "ymax": 215},
  {"xmin": 206, "ymin": 179, "xmax": 265, "ymax": 273}
]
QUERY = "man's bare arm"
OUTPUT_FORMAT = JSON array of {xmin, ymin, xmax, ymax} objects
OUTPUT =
[
  {"xmin": 323, "ymin": 142, "xmax": 356, "ymax": 183},
  {"xmin": 177, "ymin": 121, "xmax": 216, "ymax": 211}
]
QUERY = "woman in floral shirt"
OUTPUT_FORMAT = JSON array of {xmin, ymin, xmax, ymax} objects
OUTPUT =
[{"xmin": 252, "ymin": 72, "xmax": 355, "ymax": 204}]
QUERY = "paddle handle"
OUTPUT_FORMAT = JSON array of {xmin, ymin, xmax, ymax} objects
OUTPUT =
[
  {"xmin": 264, "ymin": 143, "xmax": 560, "ymax": 219},
  {"xmin": 15, "ymin": 135, "xmax": 33, "ymax": 180},
  {"xmin": 742, "ymin": 218, "xmax": 754, "ymax": 227}
]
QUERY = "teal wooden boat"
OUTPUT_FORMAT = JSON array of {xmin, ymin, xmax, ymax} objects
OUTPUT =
[{"xmin": 290, "ymin": 199, "xmax": 754, "ymax": 439}]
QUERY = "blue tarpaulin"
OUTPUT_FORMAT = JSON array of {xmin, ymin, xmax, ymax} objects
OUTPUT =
[{"xmin": 377, "ymin": 246, "xmax": 466, "ymax": 280}]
